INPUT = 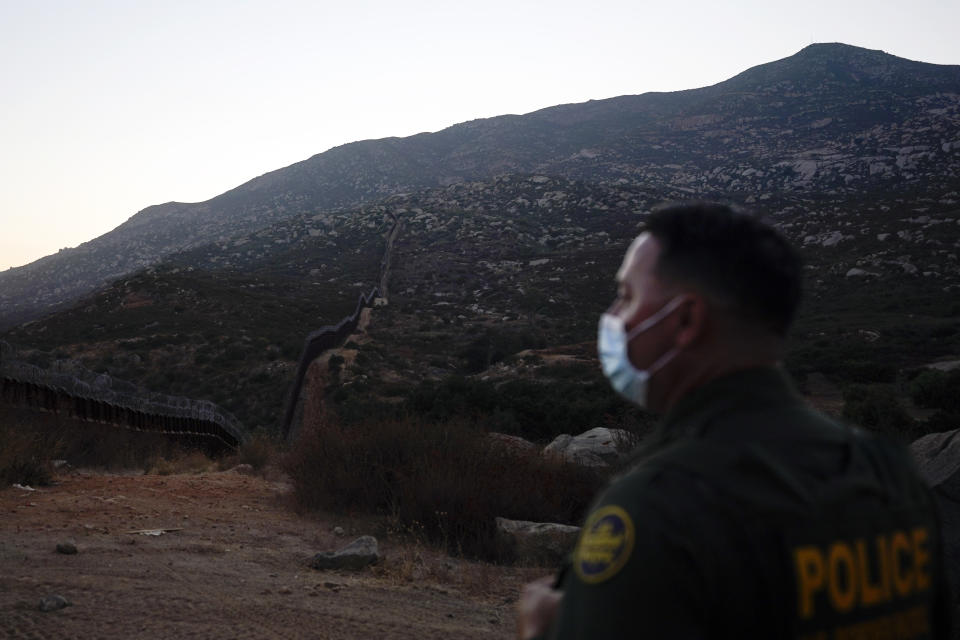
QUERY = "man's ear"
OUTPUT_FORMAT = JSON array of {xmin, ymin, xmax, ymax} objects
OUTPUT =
[{"xmin": 674, "ymin": 295, "xmax": 707, "ymax": 348}]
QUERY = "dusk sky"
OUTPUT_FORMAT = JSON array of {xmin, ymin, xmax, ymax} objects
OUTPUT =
[{"xmin": 2, "ymin": 0, "xmax": 959, "ymax": 270}]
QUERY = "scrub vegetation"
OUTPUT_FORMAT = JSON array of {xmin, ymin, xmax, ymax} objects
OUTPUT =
[{"xmin": 283, "ymin": 412, "xmax": 604, "ymax": 559}]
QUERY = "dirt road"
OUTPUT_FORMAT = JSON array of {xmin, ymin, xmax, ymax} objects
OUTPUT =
[{"xmin": 0, "ymin": 469, "xmax": 535, "ymax": 639}]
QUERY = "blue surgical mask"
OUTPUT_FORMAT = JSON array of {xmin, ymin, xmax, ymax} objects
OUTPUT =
[{"xmin": 598, "ymin": 296, "xmax": 684, "ymax": 407}]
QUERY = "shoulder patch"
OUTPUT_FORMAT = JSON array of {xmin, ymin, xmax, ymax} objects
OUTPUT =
[{"xmin": 574, "ymin": 505, "xmax": 635, "ymax": 584}]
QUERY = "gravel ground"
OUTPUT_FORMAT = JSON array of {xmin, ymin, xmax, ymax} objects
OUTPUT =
[{"xmin": 0, "ymin": 468, "xmax": 539, "ymax": 639}]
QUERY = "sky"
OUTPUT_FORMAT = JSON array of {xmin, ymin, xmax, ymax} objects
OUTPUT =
[{"xmin": 2, "ymin": 0, "xmax": 959, "ymax": 271}]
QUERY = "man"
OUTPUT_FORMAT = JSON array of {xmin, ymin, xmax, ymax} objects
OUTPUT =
[{"xmin": 518, "ymin": 203, "xmax": 951, "ymax": 639}]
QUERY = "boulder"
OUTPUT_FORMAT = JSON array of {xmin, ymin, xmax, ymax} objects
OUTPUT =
[
  {"xmin": 486, "ymin": 432, "xmax": 539, "ymax": 457},
  {"xmin": 544, "ymin": 427, "xmax": 631, "ymax": 467},
  {"xmin": 38, "ymin": 595, "xmax": 71, "ymax": 612},
  {"xmin": 495, "ymin": 517, "xmax": 580, "ymax": 565},
  {"xmin": 911, "ymin": 430, "xmax": 960, "ymax": 594},
  {"xmin": 912, "ymin": 430, "xmax": 960, "ymax": 490},
  {"xmin": 310, "ymin": 535, "xmax": 379, "ymax": 571}
]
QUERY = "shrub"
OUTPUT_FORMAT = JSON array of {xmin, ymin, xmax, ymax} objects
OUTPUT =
[
  {"xmin": 924, "ymin": 410, "xmax": 960, "ymax": 434},
  {"xmin": 236, "ymin": 433, "xmax": 276, "ymax": 472},
  {"xmin": 910, "ymin": 369, "xmax": 960, "ymax": 412},
  {"xmin": 150, "ymin": 450, "xmax": 216, "ymax": 475},
  {"xmin": 0, "ymin": 427, "xmax": 53, "ymax": 486},
  {"xmin": 283, "ymin": 414, "xmax": 603, "ymax": 559},
  {"xmin": 0, "ymin": 406, "xmax": 216, "ymax": 479},
  {"xmin": 842, "ymin": 384, "xmax": 917, "ymax": 441},
  {"xmin": 404, "ymin": 374, "xmax": 636, "ymax": 441}
]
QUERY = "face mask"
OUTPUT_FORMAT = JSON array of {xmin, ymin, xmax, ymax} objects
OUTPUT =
[{"xmin": 597, "ymin": 296, "xmax": 684, "ymax": 407}]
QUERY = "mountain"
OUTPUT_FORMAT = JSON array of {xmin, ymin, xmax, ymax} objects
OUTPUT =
[
  {"xmin": 2, "ymin": 43, "xmax": 960, "ymax": 436},
  {"xmin": 4, "ymin": 173, "xmax": 959, "ymax": 434},
  {"xmin": 2, "ymin": 43, "xmax": 958, "ymax": 328}
]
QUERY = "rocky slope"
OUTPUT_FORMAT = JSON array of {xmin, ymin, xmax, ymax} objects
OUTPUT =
[
  {"xmin": 2, "ymin": 42, "xmax": 958, "ymax": 327},
  {"xmin": 5, "ymin": 170, "xmax": 958, "ymax": 436}
]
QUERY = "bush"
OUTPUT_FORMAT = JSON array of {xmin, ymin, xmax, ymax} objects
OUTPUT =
[
  {"xmin": 0, "ymin": 406, "xmax": 216, "ymax": 480},
  {"xmin": 235, "ymin": 433, "xmax": 277, "ymax": 471},
  {"xmin": 328, "ymin": 354, "xmax": 345, "ymax": 373},
  {"xmin": 403, "ymin": 373, "xmax": 638, "ymax": 442},
  {"xmin": 842, "ymin": 384, "xmax": 917, "ymax": 441},
  {"xmin": 924, "ymin": 410, "xmax": 960, "ymax": 434},
  {"xmin": 0, "ymin": 427, "xmax": 53, "ymax": 486},
  {"xmin": 910, "ymin": 369, "xmax": 960, "ymax": 412},
  {"xmin": 283, "ymin": 414, "xmax": 603, "ymax": 559}
]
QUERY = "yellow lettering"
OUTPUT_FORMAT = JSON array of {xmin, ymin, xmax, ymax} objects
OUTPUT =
[
  {"xmin": 891, "ymin": 532, "xmax": 914, "ymax": 597},
  {"xmin": 796, "ymin": 527, "xmax": 933, "ymax": 625},
  {"xmin": 876, "ymin": 534, "xmax": 893, "ymax": 601},
  {"xmin": 828, "ymin": 542, "xmax": 858, "ymax": 613},
  {"xmin": 856, "ymin": 538, "xmax": 884, "ymax": 606},
  {"xmin": 795, "ymin": 546, "xmax": 826, "ymax": 618},
  {"xmin": 913, "ymin": 527, "xmax": 931, "ymax": 591}
]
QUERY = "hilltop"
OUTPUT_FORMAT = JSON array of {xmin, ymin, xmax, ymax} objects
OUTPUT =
[{"xmin": 1, "ymin": 42, "xmax": 958, "ymax": 327}]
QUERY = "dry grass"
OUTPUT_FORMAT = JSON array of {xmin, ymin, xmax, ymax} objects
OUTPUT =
[
  {"xmin": 215, "ymin": 432, "xmax": 280, "ymax": 474},
  {"xmin": 371, "ymin": 535, "xmax": 549, "ymax": 603},
  {"xmin": 150, "ymin": 450, "xmax": 219, "ymax": 475},
  {"xmin": 283, "ymin": 412, "xmax": 603, "ymax": 560},
  {"xmin": 0, "ymin": 405, "xmax": 220, "ymax": 482}
]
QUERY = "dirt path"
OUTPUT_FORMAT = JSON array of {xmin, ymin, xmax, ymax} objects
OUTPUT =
[{"xmin": 0, "ymin": 469, "xmax": 534, "ymax": 639}]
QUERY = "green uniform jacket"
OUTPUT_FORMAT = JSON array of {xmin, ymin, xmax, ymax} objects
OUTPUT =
[{"xmin": 547, "ymin": 367, "xmax": 951, "ymax": 639}]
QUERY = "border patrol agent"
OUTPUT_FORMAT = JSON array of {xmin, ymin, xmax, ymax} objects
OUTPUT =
[{"xmin": 518, "ymin": 203, "xmax": 951, "ymax": 639}]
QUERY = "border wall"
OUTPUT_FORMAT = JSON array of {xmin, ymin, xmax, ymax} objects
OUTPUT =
[
  {"xmin": 281, "ymin": 213, "xmax": 401, "ymax": 441},
  {"xmin": 0, "ymin": 341, "xmax": 246, "ymax": 450},
  {"xmin": 1, "ymin": 210, "xmax": 402, "ymax": 450}
]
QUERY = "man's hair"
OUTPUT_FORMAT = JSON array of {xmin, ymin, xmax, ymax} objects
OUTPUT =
[{"xmin": 645, "ymin": 202, "xmax": 802, "ymax": 337}]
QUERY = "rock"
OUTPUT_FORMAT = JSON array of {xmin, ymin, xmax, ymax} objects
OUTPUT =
[
  {"xmin": 543, "ymin": 427, "xmax": 631, "ymax": 467},
  {"xmin": 333, "ymin": 526, "xmax": 345, "ymax": 537},
  {"xmin": 38, "ymin": 594, "xmax": 71, "ymax": 612},
  {"xmin": 924, "ymin": 360, "xmax": 960, "ymax": 373},
  {"xmin": 900, "ymin": 262, "xmax": 919, "ymax": 275},
  {"xmin": 231, "ymin": 464, "xmax": 254, "ymax": 475},
  {"xmin": 912, "ymin": 430, "xmax": 960, "ymax": 490},
  {"xmin": 911, "ymin": 430, "xmax": 960, "ymax": 595},
  {"xmin": 845, "ymin": 268, "xmax": 879, "ymax": 278},
  {"xmin": 310, "ymin": 536, "xmax": 379, "ymax": 570},
  {"xmin": 486, "ymin": 432, "xmax": 539, "ymax": 457},
  {"xmin": 56, "ymin": 542, "xmax": 77, "ymax": 555},
  {"xmin": 495, "ymin": 517, "xmax": 581, "ymax": 565},
  {"xmin": 820, "ymin": 231, "xmax": 851, "ymax": 247},
  {"xmin": 544, "ymin": 434, "xmax": 572, "ymax": 457}
]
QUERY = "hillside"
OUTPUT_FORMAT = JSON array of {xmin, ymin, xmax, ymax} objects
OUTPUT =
[
  {"xmin": 2, "ymin": 43, "xmax": 960, "ymax": 439},
  {"xmin": 1, "ymin": 43, "xmax": 958, "ymax": 328},
  {"xmin": 5, "ymin": 170, "xmax": 959, "ymax": 436}
]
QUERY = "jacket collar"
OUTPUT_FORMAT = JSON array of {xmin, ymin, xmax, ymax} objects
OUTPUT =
[{"xmin": 652, "ymin": 366, "xmax": 804, "ymax": 446}]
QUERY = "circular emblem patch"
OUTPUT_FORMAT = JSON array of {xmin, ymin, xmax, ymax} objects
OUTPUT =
[{"xmin": 574, "ymin": 505, "xmax": 635, "ymax": 584}]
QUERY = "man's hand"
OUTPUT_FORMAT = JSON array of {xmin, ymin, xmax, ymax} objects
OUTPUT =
[{"xmin": 517, "ymin": 575, "xmax": 563, "ymax": 640}]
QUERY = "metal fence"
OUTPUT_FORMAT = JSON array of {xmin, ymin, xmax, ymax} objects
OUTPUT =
[{"xmin": 0, "ymin": 340, "xmax": 246, "ymax": 449}]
